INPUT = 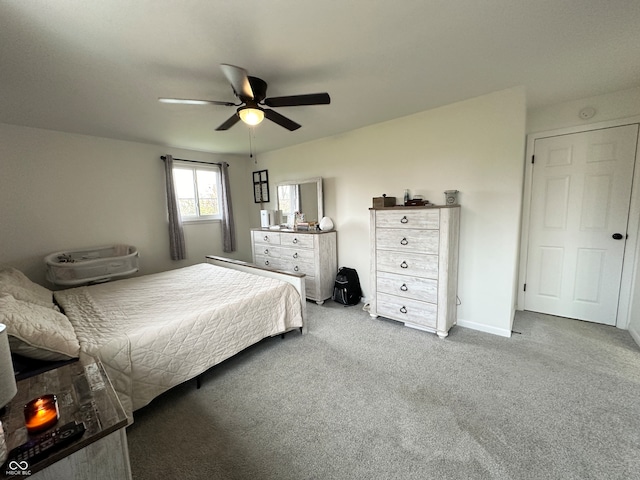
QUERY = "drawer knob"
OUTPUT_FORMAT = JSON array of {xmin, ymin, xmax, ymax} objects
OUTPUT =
[
  {"xmin": 293, "ymin": 238, "xmax": 298, "ymax": 244},
  {"xmin": 400, "ymin": 237, "xmax": 408, "ymax": 245},
  {"xmin": 263, "ymin": 235, "xmax": 269, "ymax": 242},
  {"xmin": 293, "ymin": 252, "xmax": 298, "ymax": 258},
  {"xmin": 264, "ymin": 249, "xmax": 269, "ymax": 255},
  {"xmin": 265, "ymin": 260, "xmax": 270, "ymax": 266},
  {"xmin": 400, "ymin": 261, "xmax": 408, "ymax": 269},
  {"xmin": 400, "ymin": 306, "xmax": 407, "ymax": 314},
  {"xmin": 400, "ymin": 284, "xmax": 408, "ymax": 291},
  {"xmin": 294, "ymin": 265, "xmax": 299, "ymax": 272},
  {"xmin": 400, "ymin": 216, "xmax": 408, "ymax": 224}
]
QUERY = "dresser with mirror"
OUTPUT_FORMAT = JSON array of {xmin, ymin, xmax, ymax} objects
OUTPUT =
[{"xmin": 251, "ymin": 177, "xmax": 337, "ymax": 305}]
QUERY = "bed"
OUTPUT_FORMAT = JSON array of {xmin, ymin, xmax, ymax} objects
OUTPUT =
[{"xmin": 0, "ymin": 256, "xmax": 306, "ymax": 420}]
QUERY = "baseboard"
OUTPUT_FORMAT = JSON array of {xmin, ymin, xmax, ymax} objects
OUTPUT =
[
  {"xmin": 456, "ymin": 319, "xmax": 512, "ymax": 338},
  {"xmin": 629, "ymin": 324, "xmax": 640, "ymax": 348}
]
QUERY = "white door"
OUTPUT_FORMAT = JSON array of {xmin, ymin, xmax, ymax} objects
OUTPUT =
[{"xmin": 524, "ymin": 124, "xmax": 639, "ymax": 325}]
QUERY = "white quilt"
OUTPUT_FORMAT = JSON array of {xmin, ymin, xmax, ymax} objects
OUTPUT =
[{"xmin": 53, "ymin": 263, "xmax": 303, "ymax": 419}]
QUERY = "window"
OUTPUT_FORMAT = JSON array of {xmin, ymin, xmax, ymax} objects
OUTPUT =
[
  {"xmin": 172, "ymin": 162, "xmax": 222, "ymax": 221},
  {"xmin": 277, "ymin": 184, "xmax": 300, "ymax": 219}
]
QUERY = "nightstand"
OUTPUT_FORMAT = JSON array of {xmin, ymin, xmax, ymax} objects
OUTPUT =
[{"xmin": 1, "ymin": 354, "xmax": 131, "ymax": 479}]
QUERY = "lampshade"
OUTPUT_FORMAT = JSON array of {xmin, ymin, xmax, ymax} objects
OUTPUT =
[
  {"xmin": 238, "ymin": 107, "xmax": 264, "ymax": 126},
  {"xmin": 0, "ymin": 324, "xmax": 17, "ymax": 409}
]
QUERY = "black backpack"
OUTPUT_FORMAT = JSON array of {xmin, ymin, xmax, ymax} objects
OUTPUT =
[{"xmin": 332, "ymin": 267, "xmax": 362, "ymax": 306}]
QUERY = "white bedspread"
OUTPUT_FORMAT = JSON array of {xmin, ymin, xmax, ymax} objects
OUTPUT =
[{"xmin": 54, "ymin": 263, "xmax": 303, "ymax": 418}]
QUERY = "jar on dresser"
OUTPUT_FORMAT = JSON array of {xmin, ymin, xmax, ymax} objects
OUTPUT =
[
  {"xmin": 251, "ymin": 229, "xmax": 337, "ymax": 305},
  {"xmin": 369, "ymin": 205, "xmax": 460, "ymax": 338}
]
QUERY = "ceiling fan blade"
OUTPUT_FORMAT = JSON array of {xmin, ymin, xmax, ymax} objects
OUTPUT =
[
  {"xmin": 215, "ymin": 113, "xmax": 240, "ymax": 131},
  {"xmin": 158, "ymin": 97, "xmax": 237, "ymax": 106},
  {"xmin": 264, "ymin": 92, "xmax": 330, "ymax": 107},
  {"xmin": 264, "ymin": 109, "xmax": 301, "ymax": 131},
  {"xmin": 220, "ymin": 64, "xmax": 254, "ymax": 100}
]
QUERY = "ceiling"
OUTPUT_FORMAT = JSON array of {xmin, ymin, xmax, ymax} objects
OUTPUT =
[{"xmin": 1, "ymin": 1, "xmax": 639, "ymax": 155}]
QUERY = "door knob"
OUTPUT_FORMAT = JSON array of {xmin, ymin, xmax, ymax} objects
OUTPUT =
[{"xmin": 612, "ymin": 233, "xmax": 624, "ymax": 240}]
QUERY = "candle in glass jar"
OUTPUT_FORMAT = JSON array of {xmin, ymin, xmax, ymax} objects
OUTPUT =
[{"xmin": 24, "ymin": 394, "xmax": 59, "ymax": 433}]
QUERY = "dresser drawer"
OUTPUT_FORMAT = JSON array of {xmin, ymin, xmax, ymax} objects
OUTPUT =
[
  {"xmin": 277, "ymin": 247, "xmax": 315, "ymax": 263},
  {"xmin": 252, "ymin": 231, "xmax": 281, "ymax": 245},
  {"xmin": 377, "ymin": 271, "xmax": 438, "ymax": 303},
  {"xmin": 280, "ymin": 233, "xmax": 314, "ymax": 248},
  {"xmin": 376, "ymin": 250, "xmax": 438, "ymax": 279},
  {"xmin": 254, "ymin": 255, "xmax": 282, "ymax": 269},
  {"xmin": 375, "ymin": 210, "xmax": 439, "ymax": 230},
  {"xmin": 376, "ymin": 229, "xmax": 439, "ymax": 254},
  {"xmin": 376, "ymin": 293, "xmax": 437, "ymax": 328},
  {"xmin": 255, "ymin": 245, "xmax": 281, "ymax": 258},
  {"xmin": 255, "ymin": 255, "xmax": 313, "ymax": 276},
  {"xmin": 280, "ymin": 258, "xmax": 315, "ymax": 275}
]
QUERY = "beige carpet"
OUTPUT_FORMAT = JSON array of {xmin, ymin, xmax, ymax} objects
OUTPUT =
[{"xmin": 126, "ymin": 301, "xmax": 640, "ymax": 480}]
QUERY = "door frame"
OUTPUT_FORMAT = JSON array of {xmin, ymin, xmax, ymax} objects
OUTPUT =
[{"xmin": 517, "ymin": 115, "xmax": 640, "ymax": 329}]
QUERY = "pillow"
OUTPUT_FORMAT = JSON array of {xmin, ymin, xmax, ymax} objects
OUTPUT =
[
  {"xmin": 0, "ymin": 267, "xmax": 55, "ymax": 309},
  {"xmin": 0, "ymin": 294, "xmax": 80, "ymax": 361}
]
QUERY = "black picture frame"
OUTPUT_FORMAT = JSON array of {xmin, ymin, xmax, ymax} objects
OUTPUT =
[{"xmin": 253, "ymin": 169, "xmax": 269, "ymax": 203}]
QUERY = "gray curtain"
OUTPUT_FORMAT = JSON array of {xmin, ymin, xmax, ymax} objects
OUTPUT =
[
  {"xmin": 293, "ymin": 184, "xmax": 301, "ymax": 214},
  {"xmin": 220, "ymin": 162, "xmax": 236, "ymax": 253},
  {"xmin": 164, "ymin": 154, "xmax": 186, "ymax": 260}
]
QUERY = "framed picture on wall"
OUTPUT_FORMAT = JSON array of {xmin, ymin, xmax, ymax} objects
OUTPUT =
[{"xmin": 253, "ymin": 169, "xmax": 269, "ymax": 203}]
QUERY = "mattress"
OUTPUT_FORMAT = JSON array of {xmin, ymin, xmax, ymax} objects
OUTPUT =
[{"xmin": 54, "ymin": 263, "xmax": 303, "ymax": 418}]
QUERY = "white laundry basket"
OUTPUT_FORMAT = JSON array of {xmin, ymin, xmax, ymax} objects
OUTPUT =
[{"xmin": 45, "ymin": 244, "xmax": 139, "ymax": 286}]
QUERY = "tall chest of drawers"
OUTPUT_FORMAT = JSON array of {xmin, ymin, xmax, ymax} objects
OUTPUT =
[
  {"xmin": 251, "ymin": 229, "xmax": 337, "ymax": 304},
  {"xmin": 369, "ymin": 206, "xmax": 460, "ymax": 338}
]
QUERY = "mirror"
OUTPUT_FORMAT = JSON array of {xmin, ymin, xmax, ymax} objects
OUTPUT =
[{"xmin": 276, "ymin": 177, "xmax": 323, "ymax": 225}]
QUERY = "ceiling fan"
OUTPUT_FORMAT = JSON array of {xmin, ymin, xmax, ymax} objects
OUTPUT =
[{"xmin": 158, "ymin": 64, "xmax": 331, "ymax": 131}]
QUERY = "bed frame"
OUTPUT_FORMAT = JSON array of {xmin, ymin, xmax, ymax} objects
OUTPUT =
[{"xmin": 205, "ymin": 255, "xmax": 307, "ymax": 334}]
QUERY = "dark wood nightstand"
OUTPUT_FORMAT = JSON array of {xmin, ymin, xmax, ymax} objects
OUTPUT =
[{"xmin": 1, "ymin": 354, "xmax": 131, "ymax": 479}]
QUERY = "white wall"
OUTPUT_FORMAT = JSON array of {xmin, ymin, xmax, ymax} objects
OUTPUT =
[
  {"xmin": 528, "ymin": 85, "xmax": 640, "ymax": 342},
  {"xmin": 255, "ymin": 87, "xmax": 527, "ymax": 337},
  {"xmin": 0, "ymin": 123, "xmax": 253, "ymax": 286},
  {"xmin": 527, "ymin": 85, "xmax": 640, "ymax": 134}
]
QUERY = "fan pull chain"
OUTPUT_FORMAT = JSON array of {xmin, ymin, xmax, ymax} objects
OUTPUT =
[{"xmin": 249, "ymin": 127, "xmax": 257, "ymax": 163}]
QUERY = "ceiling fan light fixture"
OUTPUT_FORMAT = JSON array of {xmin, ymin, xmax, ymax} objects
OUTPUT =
[{"xmin": 238, "ymin": 106, "xmax": 264, "ymax": 126}]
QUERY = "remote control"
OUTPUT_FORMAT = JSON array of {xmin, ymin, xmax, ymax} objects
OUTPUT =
[{"xmin": 4, "ymin": 421, "xmax": 86, "ymax": 468}]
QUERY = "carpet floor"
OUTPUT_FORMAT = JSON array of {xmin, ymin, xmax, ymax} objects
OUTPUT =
[{"xmin": 126, "ymin": 301, "xmax": 640, "ymax": 480}]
